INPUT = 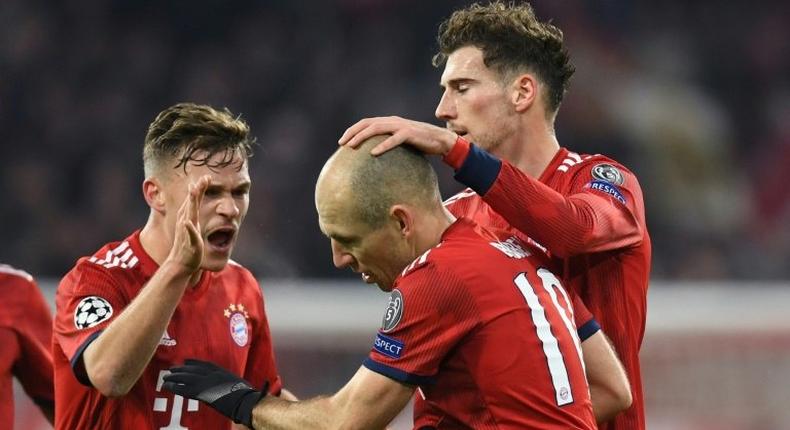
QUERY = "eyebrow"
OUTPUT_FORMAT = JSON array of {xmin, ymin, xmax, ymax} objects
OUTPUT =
[
  {"xmin": 205, "ymin": 181, "xmax": 251, "ymax": 192},
  {"xmin": 440, "ymin": 78, "xmax": 476, "ymax": 89}
]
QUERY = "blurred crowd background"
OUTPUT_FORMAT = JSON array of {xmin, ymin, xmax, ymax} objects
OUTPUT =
[{"xmin": 1, "ymin": 0, "xmax": 788, "ymax": 281}]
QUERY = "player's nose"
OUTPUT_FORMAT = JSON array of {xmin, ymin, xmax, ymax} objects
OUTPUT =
[
  {"xmin": 216, "ymin": 196, "xmax": 241, "ymax": 218},
  {"xmin": 435, "ymin": 91, "xmax": 456, "ymax": 121},
  {"xmin": 330, "ymin": 240, "xmax": 354, "ymax": 269}
]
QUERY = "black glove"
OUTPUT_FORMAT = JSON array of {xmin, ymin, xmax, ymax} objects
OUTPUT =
[{"xmin": 162, "ymin": 359, "xmax": 267, "ymax": 428}]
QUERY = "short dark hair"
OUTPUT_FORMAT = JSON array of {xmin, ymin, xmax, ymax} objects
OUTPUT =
[
  {"xmin": 433, "ymin": 1, "xmax": 575, "ymax": 113},
  {"xmin": 143, "ymin": 102, "xmax": 254, "ymax": 177}
]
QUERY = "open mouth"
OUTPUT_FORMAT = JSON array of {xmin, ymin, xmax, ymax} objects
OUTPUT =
[
  {"xmin": 207, "ymin": 227, "xmax": 236, "ymax": 252},
  {"xmin": 361, "ymin": 272, "xmax": 375, "ymax": 284}
]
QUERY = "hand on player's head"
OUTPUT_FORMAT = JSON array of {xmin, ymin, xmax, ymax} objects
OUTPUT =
[{"xmin": 338, "ymin": 116, "xmax": 457, "ymax": 157}]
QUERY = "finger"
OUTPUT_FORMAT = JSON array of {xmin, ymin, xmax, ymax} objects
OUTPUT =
[
  {"xmin": 184, "ymin": 358, "xmax": 217, "ymax": 367},
  {"xmin": 338, "ymin": 118, "xmax": 374, "ymax": 145},
  {"xmin": 189, "ymin": 176, "xmax": 210, "ymax": 223},
  {"xmin": 163, "ymin": 372, "xmax": 202, "ymax": 383},
  {"xmin": 370, "ymin": 133, "xmax": 408, "ymax": 156},
  {"xmin": 185, "ymin": 221, "xmax": 201, "ymax": 247},
  {"xmin": 344, "ymin": 122, "xmax": 395, "ymax": 149},
  {"xmin": 162, "ymin": 380, "xmax": 190, "ymax": 396}
]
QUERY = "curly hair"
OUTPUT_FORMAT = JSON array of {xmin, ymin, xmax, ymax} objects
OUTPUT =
[
  {"xmin": 143, "ymin": 102, "xmax": 255, "ymax": 177},
  {"xmin": 433, "ymin": 1, "xmax": 575, "ymax": 113}
]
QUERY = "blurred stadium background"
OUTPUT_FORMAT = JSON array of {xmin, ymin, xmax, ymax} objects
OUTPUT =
[{"xmin": 3, "ymin": 0, "xmax": 788, "ymax": 429}]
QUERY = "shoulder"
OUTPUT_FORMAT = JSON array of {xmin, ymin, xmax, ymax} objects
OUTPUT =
[
  {"xmin": 0, "ymin": 264, "xmax": 37, "ymax": 301},
  {"xmin": 0, "ymin": 263, "xmax": 34, "ymax": 284},
  {"xmin": 554, "ymin": 151, "xmax": 645, "ymax": 201},
  {"xmin": 217, "ymin": 260, "xmax": 263, "ymax": 296},
  {"xmin": 564, "ymin": 152, "xmax": 638, "ymax": 184},
  {"xmin": 59, "ymin": 240, "xmax": 139, "ymax": 295},
  {"xmin": 220, "ymin": 260, "xmax": 259, "ymax": 285}
]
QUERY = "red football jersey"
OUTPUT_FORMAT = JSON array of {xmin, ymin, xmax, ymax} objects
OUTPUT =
[
  {"xmin": 445, "ymin": 140, "xmax": 650, "ymax": 430},
  {"xmin": 364, "ymin": 219, "xmax": 596, "ymax": 430},
  {"xmin": 0, "ymin": 265, "xmax": 54, "ymax": 428},
  {"xmin": 53, "ymin": 230, "xmax": 282, "ymax": 430}
]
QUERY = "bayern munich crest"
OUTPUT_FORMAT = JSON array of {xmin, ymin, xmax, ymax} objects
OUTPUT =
[{"xmin": 224, "ymin": 303, "xmax": 250, "ymax": 347}]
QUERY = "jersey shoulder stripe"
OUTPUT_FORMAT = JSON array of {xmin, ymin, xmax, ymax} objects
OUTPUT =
[
  {"xmin": 87, "ymin": 241, "xmax": 139, "ymax": 270},
  {"xmin": 556, "ymin": 151, "xmax": 593, "ymax": 173},
  {"xmin": 0, "ymin": 264, "xmax": 34, "ymax": 282},
  {"xmin": 443, "ymin": 188, "xmax": 476, "ymax": 207}
]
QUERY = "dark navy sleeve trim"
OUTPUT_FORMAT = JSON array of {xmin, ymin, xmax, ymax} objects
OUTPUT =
[
  {"xmin": 70, "ymin": 330, "xmax": 103, "ymax": 387},
  {"xmin": 577, "ymin": 319, "xmax": 601, "ymax": 342},
  {"xmin": 454, "ymin": 143, "xmax": 502, "ymax": 196},
  {"xmin": 362, "ymin": 358, "xmax": 436, "ymax": 386}
]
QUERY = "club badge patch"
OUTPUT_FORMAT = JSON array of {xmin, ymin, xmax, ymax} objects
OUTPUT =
[
  {"xmin": 591, "ymin": 163, "xmax": 624, "ymax": 186},
  {"xmin": 224, "ymin": 303, "xmax": 250, "ymax": 347},
  {"xmin": 381, "ymin": 289, "xmax": 403, "ymax": 333},
  {"xmin": 74, "ymin": 296, "xmax": 113, "ymax": 329}
]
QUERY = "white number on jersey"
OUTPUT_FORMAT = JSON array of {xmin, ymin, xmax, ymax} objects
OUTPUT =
[{"xmin": 514, "ymin": 269, "xmax": 584, "ymax": 406}]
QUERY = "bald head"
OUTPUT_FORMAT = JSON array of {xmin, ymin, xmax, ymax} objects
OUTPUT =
[{"xmin": 316, "ymin": 136, "xmax": 443, "ymax": 228}]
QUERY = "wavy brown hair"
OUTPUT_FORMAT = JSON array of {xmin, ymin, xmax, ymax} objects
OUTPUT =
[
  {"xmin": 143, "ymin": 102, "xmax": 254, "ymax": 177},
  {"xmin": 433, "ymin": 1, "xmax": 575, "ymax": 113}
]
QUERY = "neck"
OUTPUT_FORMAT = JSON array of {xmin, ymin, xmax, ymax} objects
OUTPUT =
[
  {"xmin": 495, "ymin": 116, "xmax": 560, "ymax": 178},
  {"xmin": 139, "ymin": 213, "xmax": 203, "ymax": 287},
  {"xmin": 413, "ymin": 207, "xmax": 456, "ymax": 258}
]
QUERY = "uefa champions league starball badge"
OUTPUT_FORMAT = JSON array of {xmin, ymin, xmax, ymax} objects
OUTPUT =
[{"xmin": 224, "ymin": 303, "xmax": 250, "ymax": 347}]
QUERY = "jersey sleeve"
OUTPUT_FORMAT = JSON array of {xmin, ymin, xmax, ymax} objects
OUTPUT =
[
  {"xmin": 572, "ymin": 293, "xmax": 600, "ymax": 342},
  {"xmin": 444, "ymin": 138, "xmax": 645, "ymax": 258},
  {"xmin": 241, "ymin": 278, "xmax": 283, "ymax": 396},
  {"xmin": 54, "ymin": 262, "xmax": 129, "ymax": 385},
  {"xmin": 13, "ymin": 277, "xmax": 55, "ymax": 406},
  {"xmin": 363, "ymin": 266, "xmax": 479, "ymax": 385}
]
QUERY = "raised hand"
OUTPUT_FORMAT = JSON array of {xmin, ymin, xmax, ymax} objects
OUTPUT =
[
  {"xmin": 163, "ymin": 359, "xmax": 266, "ymax": 428},
  {"xmin": 338, "ymin": 116, "xmax": 457, "ymax": 156},
  {"xmin": 166, "ymin": 175, "xmax": 210, "ymax": 274}
]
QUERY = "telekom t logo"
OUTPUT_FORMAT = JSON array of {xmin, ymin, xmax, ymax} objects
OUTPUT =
[{"xmin": 154, "ymin": 370, "xmax": 199, "ymax": 430}]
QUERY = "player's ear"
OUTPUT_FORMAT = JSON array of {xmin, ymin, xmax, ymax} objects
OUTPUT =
[
  {"xmin": 511, "ymin": 73, "xmax": 538, "ymax": 113},
  {"xmin": 390, "ymin": 205, "xmax": 414, "ymax": 238},
  {"xmin": 142, "ymin": 177, "xmax": 166, "ymax": 213}
]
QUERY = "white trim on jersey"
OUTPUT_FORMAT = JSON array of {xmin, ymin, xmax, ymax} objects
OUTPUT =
[
  {"xmin": 401, "ymin": 244, "xmax": 440, "ymax": 276},
  {"xmin": 556, "ymin": 151, "xmax": 594, "ymax": 173},
  {"xmin": 443, "ymin": 189, "xmax": 476, "ymax": 206},
  {"xmin": 89, "ymin": 241, "xmax": 139, "ymax": 269},
  {"xmin": 0, "ymin": 264, "xmax": 34, "ymax": 282}
]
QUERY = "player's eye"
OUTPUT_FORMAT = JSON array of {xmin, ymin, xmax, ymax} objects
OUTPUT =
[{"xmin": 204, "ymin": 188, "xmax": 221, "ymax": 198}]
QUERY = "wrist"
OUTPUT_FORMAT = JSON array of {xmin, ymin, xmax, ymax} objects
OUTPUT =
[
  {"xmin": 158, "ymin": 260, "xmax": 196, "ymax": 284},
  {"xmin": 442, "ymin": 135, "xmax": 472, "ymax": 170},
  {"xmin": 234, "ymin": 389, "xmax": 265, "ymax": 428}
]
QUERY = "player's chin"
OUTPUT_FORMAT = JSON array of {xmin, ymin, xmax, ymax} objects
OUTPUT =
[
  {"xmin": 202, "ymin": 250, "xmax": 233, "ymax": 272},
  {"xmin": 376, "ymin": 280, "xmax": 395, "ymax": 292}
]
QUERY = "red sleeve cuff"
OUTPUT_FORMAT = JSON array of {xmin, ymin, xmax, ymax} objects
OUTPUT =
[{"xmin": 442, "ymin": 136, "xmax": 471, "ymax": 170}]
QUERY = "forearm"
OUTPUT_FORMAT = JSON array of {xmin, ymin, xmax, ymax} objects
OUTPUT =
[
  {"xmin": 591, "ymin": 383, "xmax": 631, "ymax": 424},
  {"xmin": 446, "ymin": 140, "xmax": 642, "ymax": 256},
  {"xmin": 251, "ymin": 395, "xmax": 340, "ymax": 430},
  {"xmin": 83, "ymin": 262, "xmax": 191, "ymax": 396},
  {"xmin": 485, "ymin": 173, "xmax": 641, "ymax": 256},
  {"xmin": 582, "ymin": 332, "xmax": 632, "ymax": 423}
]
